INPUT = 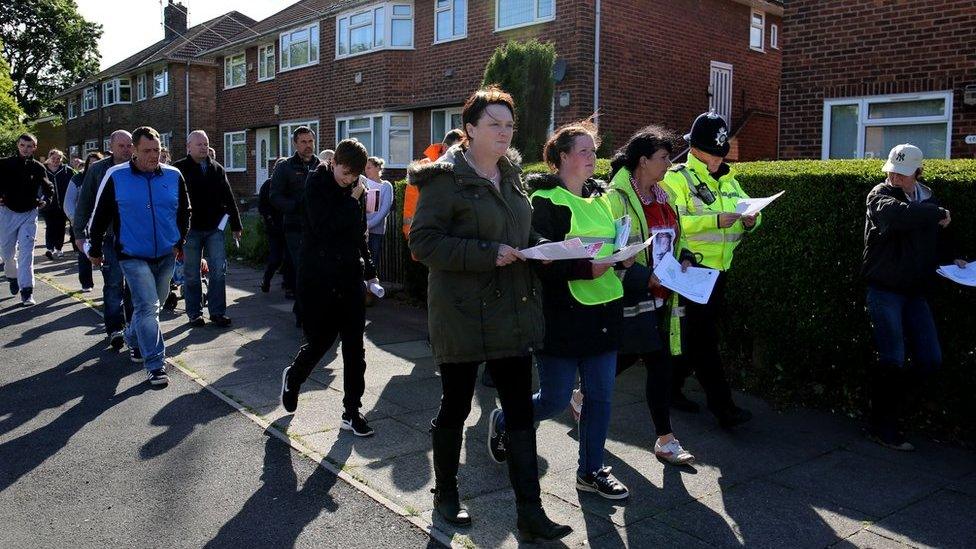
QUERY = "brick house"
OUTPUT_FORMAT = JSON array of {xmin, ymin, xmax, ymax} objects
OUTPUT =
[
  {"xmin": 58, "ymin": 2, "xmax": 255, "ymax": 162},
  {"xmin": 780, "ymin": 0, "xmax": 976, "ymax": 160},
  {"xmin": 203, "ymin": 0, "xmax": 782, "ymax": 196}
]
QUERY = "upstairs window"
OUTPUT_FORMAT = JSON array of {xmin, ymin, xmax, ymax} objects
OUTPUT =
[
  {"xmin": 224, "ymin": 52, "xmax": 246, "ymax": 88},
  {"xmin": 337, "ymin": 2, "xmax": 413, "ymax": 58},
  {"xmin": 67, "ymin": 100, "xmax": 78, "ymax": 120},
  {"xmin": 435, "ymin": 0, "xmax": 466, "ymax": 43},
  {"xmin": 258, "ymin": 44, "xmax": 276, "ymax": 81},
  {"xmin": 280, "ymin": 23, "xmax": 320, "ymax": 71},
  {"xmin": 153, "ymin": 68, "xmax": 169, "ymax": 97},
  {"xmin": 83, "ymin": 87, "xmax": 97, "ymax": 112},
  {"xmin": 136, "ymin": 74, "xmax": 147, "ymax": 101},
  {"xmin": 770, "ymin": 23, "xmax": 779, "ymax": 49},
  {"xmin": 750, "ymin": 10, "xmax": 765, "ymax": 52},
  {"xmin": 102, "ymin": 77, "xmax": 131, "ymax": 106},
  {"xmin": 496, "ymin": 0, "xmax": 554, "ymax": 32}
]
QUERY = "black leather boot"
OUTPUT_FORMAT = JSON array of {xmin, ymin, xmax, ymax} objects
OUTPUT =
[
  {"xmin": 505, "ymin": 429, "xmax": 572, "ymax": 542},
  {"xmin": 431, "ymin": 421, "xmax": 471, "ymax": 525}
]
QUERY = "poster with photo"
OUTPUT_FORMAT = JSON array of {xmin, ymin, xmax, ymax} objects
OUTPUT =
[{"xmin": 651, "ymin": 228, "xmax": 675, "ymax": 268}]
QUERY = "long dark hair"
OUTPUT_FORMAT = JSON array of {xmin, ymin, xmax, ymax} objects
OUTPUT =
[
  {"xmin": 608, "ymin": 125, "xmax": 676, "ymax": 180},
  {"xmin": 82, "ymin": 151, "xmax": 103, "ymax": 173}
]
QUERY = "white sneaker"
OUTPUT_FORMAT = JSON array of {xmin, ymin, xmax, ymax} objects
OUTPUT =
[
  {"xmin": 54, "ymin": 249, "xmax": 64, "ymax": 258},
  {"xmin": 654, "ymin": 437, "xmax": 695, "ymax": 465},
  {"xmin": 21, "ymin": 296, "xmax": 36, "ymax": 307},
  {"xmin": 569, "ymin": 389, "xmax": 584, "ymax": 422}
]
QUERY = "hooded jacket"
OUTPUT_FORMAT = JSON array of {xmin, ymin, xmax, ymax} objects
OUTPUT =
[
  {"xmin": 408, "ymin": 147, "xmax": 545, "ymax": 365},
  {"xmin": 0, "ymin": 154, "xmax": 54, "ymax": 213}
]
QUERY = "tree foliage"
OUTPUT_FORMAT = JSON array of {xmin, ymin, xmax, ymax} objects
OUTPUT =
[
  {"xmin": 481, "ymin": 39, "xmax": 555, "ymax": 162},
  {"xmin": 0, "ymin": 39, "xmax": 27, "ymax": 157},
  {"xmin": 0, "ymin": 0, "xmax": 102, "ymax": 118}
]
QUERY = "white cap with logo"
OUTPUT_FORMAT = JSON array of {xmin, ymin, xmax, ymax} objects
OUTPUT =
[{"xmin": 882, "ymin": 144, "xmax": 924, "ymax": 176}]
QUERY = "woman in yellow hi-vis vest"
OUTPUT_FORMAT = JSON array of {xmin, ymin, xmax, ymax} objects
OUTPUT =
[
  {"xmin": 661, "ymin": 112, "xmax": 760, "ymax": 429},
  {"xmin": 487, "ymin": 121, "xmax": 630, "ymax": 500}
]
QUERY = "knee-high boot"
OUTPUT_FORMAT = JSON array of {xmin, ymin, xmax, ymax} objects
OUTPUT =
[
  {"xmin": 431, "ymin": 421, "xmax": 471, "ymax": 525},
  {"xmin": 505, "ymin": 429, "xmax": 572, "ymax": 542}
]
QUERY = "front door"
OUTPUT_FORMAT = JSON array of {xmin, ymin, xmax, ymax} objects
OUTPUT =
[
  {"xmin": 709, "ymin": 61, "xmax": 733, "ymax": 125},
  {"xmin": 255, "ymin": 128, "xmax": 272, "ymax": 193}
]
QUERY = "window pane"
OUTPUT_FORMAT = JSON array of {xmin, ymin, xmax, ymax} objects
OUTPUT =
[
  {"xmin": 865, "ymin": 123, "xmax": 948, "ymax": 160},
  {"xmin": 454, "ymin": 0, "xmax": 466, "ymax": 34},
  {"xmin": 310, "ymin": 25, "xmax": 319, "ymax": 61},
  {"xmin": 119, "ymin": 86, "xmax": 130, "ymax": 102},
  {"xmin": 436, "ymin": 10, "xmax": 452, "ymax": 41},
  {"xmin": 437, "ymin": 0, "xmax": 449, "ymax": 7},
  {"xmin": 350, "ymin": 130, "xmax": 371, "ymax": 149},
  {"xmin": 432, "ymin": 111, "xmax": 446, "ymax": 142},
  {"xmin": 450, "ymin": 113, "xmax": 463, "ymax": 129},
  {"xmin": 280, "ymin": 127, "xmax": 289, "ymax": 156},
  {"xmin": 290, "ymin": 42, "xmax": 309, "ymax": 66},
  {"xmin": 374, "ymin": 8, "xmax": 384, "ymax": 47},
  {"xmin": 337, "ymin": 120, "xmax": 347, "ymax": 140},
  {"xmin": 224, "ymin": 135, "xmax": 231, "ymax": 164},
  {"xmin": 393, "ymin": 5, "xmax": 411, "ymax": 15},
  {"xmin": 350, "ymin": 118, "xmax": 371, "ymax": 130},
  {"xmin": 338, "ymin": 18, "xmax": 349, "ymax": 55},
  {"xmin": 750, "ymin": 26, "xmax": 762, "ymax": 48},
  {"xmin": 498, "ymin": 0, "xmax": 534, "ymax": 28},
  {"xmin": 828, "ymin": 104, "xmax": 859, "ymax": 159},
  {"xmin": 538, "ymin": 0, "xmax": 553, "ymax": 18},
  {"xmin": 351, "ymin": 25, "xmax": 373, "ymax": 53},
  {"xmin": 233, "ymin": 143, "xmax": 246, "ymax": 169},
  {"xmin": 373, "ymin": 117, "xmax": 384, "ymax": 157},
  {"xmin": 752, "ymin": 13, "xmax": 763, "ymax": 26},
  {"xmin": 390, "ymin": 115, "xmax": 410, "ymax": 127},
  {"xmin": 351, "ymin": 11, "xmax": 371, "ymax": 25},
  {"xmin": 233, "ymin": 63, "xmax": 245, "ymax": 85},
  {"xmin": 868, "ymin": 99, "xmax": 945, "ymax": 119},
  {"xmin": 391, "ymin": 19, "xmax": 412, "ymax": 46},
  {"xmin": 389, "ymin": 129, "xmax": 410, "ymax": 165}
]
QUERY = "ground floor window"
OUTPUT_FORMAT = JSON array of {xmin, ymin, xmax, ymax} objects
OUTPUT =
[
  {"xmin": 822, "ymin": 91, "xmax": 953, "ymax": 160},
  {"xmin": 336, "ymin": 112, "xmax": 412, "ymax": 168}
]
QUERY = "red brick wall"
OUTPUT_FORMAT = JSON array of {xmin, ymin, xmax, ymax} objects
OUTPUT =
[
  {"xmin": 215, "ymin": 0, "xmax": 783, "ymax": 195},
  {"xmin": 780, "ymin": 0, "xmax": 976, "ymax": 159},
  {"xmin": 599, "ymin": 0, "xmax": 782, "ymax": 158}
]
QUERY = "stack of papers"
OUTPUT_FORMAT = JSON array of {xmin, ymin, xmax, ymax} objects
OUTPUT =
[
  {"xmin": 653, "ymin": 253, "xmax": 721, "ymax": 304},
  {"xmin": 735, "ymin": 191, "xmax": 785, "ymax": 217},
  {"xmin": 520, "ymin": 238, "xmax": 602, "ymax": 261},
  {"xmin": 937, "ymin": 264, "xmax": 976, "ymax": 287},
  {"xmin": 592, "ymin": 237, "xmax": 654, "ymax": 265}
]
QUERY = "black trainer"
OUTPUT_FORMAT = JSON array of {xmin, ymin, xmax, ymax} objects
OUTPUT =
[
  {"xmin": 341, "ymin": 412, "xmax": 375, "ymax": 437},
  {"xmin": 109, "ymin": 331, "xmax": 125, "ymax": 351},
  {"xmin": 715, "ymin": 405, "xmax": 753, "ymax": 429},
  {"xmin": 576, "ymin": 467, "xmax": 629, "ymax": 500},
  {"xmin": 9, "ymin": 279, "xmax": 18, "ymax": 295},
  {"xmin": 281, "ymin": 367, "xmax": 299, "ymax": 413},
  {"xmin": 487, "ymin": 408, "xmax": 507, "ymax": 463},
  {"xmin": 210, "ymin": 315, "xmax": 232, "ymax": 328},
  {"xmin": 147, "ymin": 368, "xmax": 169, "ymax": 386},
  {"xmin": 129, "ymin": 346, "xmax": 143, "ymax": 363},
  {"xmin": 188, "ymin": 316, "xmax": 206, "ymax": 327}
]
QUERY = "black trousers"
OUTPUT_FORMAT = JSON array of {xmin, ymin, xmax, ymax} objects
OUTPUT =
[
  {"xmin": 43, "ymin": 209, "xmax": 67, "ymax": 251},
  {"xmin": 436, "ymin": 356, "xmax": 534, "ymax": 431},
  {"xmin": 263, "ymin": 227, "xmax": 293, "ymax": 290},
  {"xmin": 672, "ymin": 274, "xmax": 735, "ymax": 413},
  {"xmin": 68, "ymin": 227, "xmax": 93, "ymax": 289},
  {"xmin": 290, "ymin": 282, "xmax": 367, "ymax": 413},
  {"xmin": 617, "ymin": 349, "xmax": 673, "ymax": 437},
  {"xmin": 285, "ymin": 231, "xmax": 302, "ymax": 319}
]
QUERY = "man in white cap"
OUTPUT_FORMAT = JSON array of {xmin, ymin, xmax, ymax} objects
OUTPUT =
[{"xmin": 862, "ymin": 143, "xmax": 968, "ymax": 451}]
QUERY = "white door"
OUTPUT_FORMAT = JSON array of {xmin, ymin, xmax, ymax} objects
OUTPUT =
[
  {"xmin": 709, "ymin": 61, "xmax": 733, "ymax": 125},
  {"xmin": 255, "ymin": 128, "xmax": 271, "ymax": 194}
]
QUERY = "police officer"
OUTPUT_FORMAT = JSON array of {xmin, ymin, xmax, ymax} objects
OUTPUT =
[{"xmin": 662, "ymin": 112, "xmax": 758, "ymax": 428}]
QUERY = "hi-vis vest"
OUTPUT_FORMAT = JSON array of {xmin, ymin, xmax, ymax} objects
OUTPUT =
[
  {"xmin": 661, "ymin": 154, "xmax": 757, "ymax": 271},
  {"xmin": 532, "ymin": 186, "xmax": 623, "ymax": 305}
]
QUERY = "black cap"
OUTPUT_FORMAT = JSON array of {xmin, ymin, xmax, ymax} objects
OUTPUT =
[{"xmin": 684, "ymin": 112, "xmax": 730, "ymax": 157}]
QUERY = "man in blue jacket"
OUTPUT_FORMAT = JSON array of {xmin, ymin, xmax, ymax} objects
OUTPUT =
[{"xmin": 88, "ymin": 127, "xmax": 191, "ymax": 386}]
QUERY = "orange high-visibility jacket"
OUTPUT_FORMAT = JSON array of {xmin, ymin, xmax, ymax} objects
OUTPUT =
[{"xmin": 402, "ymin": 143, "xmax": 446, "ymax": 240}]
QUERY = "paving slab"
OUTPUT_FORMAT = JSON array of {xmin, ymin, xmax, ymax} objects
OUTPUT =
[
  {"xmin": 833, "ymin": 530, "xmax": 915, "ymax": 548},
  {"xmin": 867, "ymin": 489, "xmax": 976, "ymax": 549}
]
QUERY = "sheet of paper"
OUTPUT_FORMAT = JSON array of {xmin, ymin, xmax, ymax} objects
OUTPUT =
[
  {"xmin": 653, "ymin": 253, "xmax": 721, "ymax": 304},
  {"xmin": 937, "ymin": 264, "xmax": 976, "ymax": 287},
  {"xmin": 217, "ymin": 213, "xmax": 230, "ymax": 231},
  {"xmin": 735, "ymin": 190, "xmax": 786, "ymax": 217},
  {"xmin": 592, "ymin": 237, "xmax": 654, "ymax": 265},
  {"xmin": 614, "ymin": 215, "xmax": 631, "ymax": 251},
  {"xmin": 520, "ymin": 238, "xmax": 602, "ymax": 261}
]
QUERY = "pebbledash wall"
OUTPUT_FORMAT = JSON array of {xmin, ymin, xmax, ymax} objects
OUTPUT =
[
  {"xmin": 780, "ymin": 0, "xmax": 976, "ymax": 160},
  {"xmin": 212, "ymin": 0, "xmax": 782, "ymax": 197}
]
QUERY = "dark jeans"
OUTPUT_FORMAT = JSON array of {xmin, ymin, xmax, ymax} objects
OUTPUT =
[
  {"xmin": 101, "ymin": 233, "xmax": 133, "ymax": 335},
  {"xmin": 289, "ymin": 282, "xmax": 367, "ymax": 413},
  {"xmin": 866, "ymin": 286, "xmax": 942, "ymax": 435},
  {"xmin": 183, "ymin": 229, "xmax": 227, "ymax": 319},
  {"xmin": 368, "ymin": 232, "xmax": 384, "ymax": 275},
  {"xmin": 263, "ymin": 227, "xmax": 289, "ymax": 288},
  {"xmin": 435, "ymin": 356, "xmax": 534, "ymax": 432},
  {"xmin": 672, "ymin": 274, "xmax": 735, "ymax": 413},
  {"xmin": 43, "ymin": 209, "xmax": 67, "ymax": 251},
  {"xmin": 69, "ymin": 227, "xmax": 93, "ymax": 289},
  {"xmin": 285, "ymin": 230, "xmax": 302, "ymax": 320},
  {"xmin": 617, "ymin": 349, "xmax": 673, "ymax": 437}
]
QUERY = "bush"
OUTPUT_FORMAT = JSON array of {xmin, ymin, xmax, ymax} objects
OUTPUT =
[
  {"xmin": 224, "ymin": 213, "xmax": 268, "ymax": 266},
  {"xmin": 726, "ymin": 159, "xmax": 976, "ymax": 444},
  {"xmin": 482, "ymin": 39, "xmax": 556, "ymax": 163}
]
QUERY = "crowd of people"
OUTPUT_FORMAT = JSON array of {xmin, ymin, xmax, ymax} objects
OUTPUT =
[{"xmin": 0, "ymin": 83, "xmax": 968, "ymax": 542}]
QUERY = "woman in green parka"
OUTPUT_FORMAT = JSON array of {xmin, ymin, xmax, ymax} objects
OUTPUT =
[{"xmin": 407, "ymin": 86, "xmax": 571, "ymax": 543}]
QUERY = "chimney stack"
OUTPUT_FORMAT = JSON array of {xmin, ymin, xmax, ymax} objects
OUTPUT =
[{"xmin": 164, "ymin": 1, "xmax": 187, "ymax": 40}]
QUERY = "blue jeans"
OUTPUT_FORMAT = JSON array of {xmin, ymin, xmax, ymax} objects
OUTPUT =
[
  {"xmin": 368, "ymin": 232, "xmax": 384, "ymax": 274},
  {"xmin": 101, "ymin": 234, "xmax": 131, "ymax": 335},
  {"xmin": 866, "ymin": 286, "xmax": 942, "ymax": 370},
  {"xmin": 120, "ymin": 254, "xmax": 175, "ymax": 372},
  {"xmin": 500, "ymin": 351, "xmax": 617, "ymax": 477},
  {"xmin": 183, "ymin": 229, "xmax": 227, "ymax": 319}
]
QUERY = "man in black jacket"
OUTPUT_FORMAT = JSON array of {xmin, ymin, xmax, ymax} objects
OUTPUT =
[
  {"xmin": 270, "ymin": 126, "xmax": 319, "ymax": 325},
  {"xmin": 258, "ymin": 157, "xmax": 293, "ymax": 295},
  {"xmin": 173, "ymin": 130, "xmax": 242, "ymax": 328},
  {"xmin": 862, "ymin": 143, "xmax": 968, "ymax": 452},
  {"xmin": 0, "ymin": 133, "xmax": 54, "ymax": 306},
  {"xmin": 280, "ymin": 139, "xmax": 379, "ymax": 437}
]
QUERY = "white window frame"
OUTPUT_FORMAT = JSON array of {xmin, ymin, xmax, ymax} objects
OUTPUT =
[
  {"xmin": 279, "ymin": 22, "xmax": 320, "ymax": 72},
  {"xmin": 258, "ymin": 44, "xmax": 276, "ymax": 81},
  {"xmin": 160, "ymin": 132, "xmax": 172, "ymax": 150},
  {"xmin": 335, "ymin": 112, "xmax": 413, "ymax": 168},
  {"xmin": 67, "ymin": 99, "xmax": 78, "ymax": 120},
  {"xmin": 770, "ymin": 23, "xmax": 779, "ymax": 50},
  {"xmin": 430, "ymin": 107, "xmax": 463, "ymax": 144},
  {"xmin": 750, "ymin": 10, "xmax": 765, "ymax": 52},
  {"xmin": 101, "ymin": 77, "xmax": 131, "ymax": 107},
  {"xmin": 279, "ymin": 120, "xmax": 320, "ymax": 158},
  {"xmin": 223, "ymin": 131, "xmax": 247, "ymax": 172},
  {"xmin": 494, "ymin": 0, "xmax": 555, "ymax": 32},
  {"xmin": 82, "ymin": 87, "xmax": 97, "ymax": 112},
  {"xmin": 821, "ymin": 91, "xmax": 954, "ymax": 160},
  {"xmin": 84, "ymin": 140, "xmax": 98, "ymax": 155},
  {"xmin": 153, "ymin": 68, "xmax": 169, "ymax": 97},
  {"xmin": 136, "ymin": 73, "xmax": 147, "ymax": 101},
  {"xmin": 336, "ymin": 2, "xmax": 414, "ymax": 59},
  {"xmin": 69, "ymin": 145, "xmax": 80, "ymax": 158},
  {"xmin": 434, "ymin": 0, "xmax": 467, "ymax": 44},
  {"xmin": 224, "ymin": 52, "xmax": 247, "ymax": 89},
  {"xmin": 103, "ymin": 138, "xmax": 111, "ymax": 152}
]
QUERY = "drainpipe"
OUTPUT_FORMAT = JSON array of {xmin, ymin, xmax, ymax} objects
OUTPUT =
[
  {"xmin": 185, "ymin": 61, "xmax": 191, "ymax": 152},
  {"xmin": 593, "ymin": 0, "xmax": 601, "ymax": 127}
]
